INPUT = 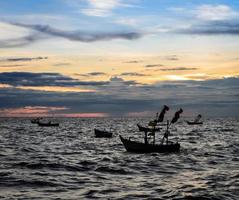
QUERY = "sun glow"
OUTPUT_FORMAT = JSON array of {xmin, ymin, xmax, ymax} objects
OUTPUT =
[{"xmin": 17, "ymin": 86, "xmax": 96, "ymax": 93}]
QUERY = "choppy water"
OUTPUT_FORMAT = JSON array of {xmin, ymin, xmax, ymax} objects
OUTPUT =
[{"xmin": 0, "ymin": 117, "xmax": 238, "ymax": 200}]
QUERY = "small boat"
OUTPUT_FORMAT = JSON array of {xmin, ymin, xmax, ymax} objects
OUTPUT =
[
  {"xmin": 94, "ymin": 129, "xmax": 112, "ymax": 138},
  {"xmin": 137, "ymin": 124, "xmax": 161, "ymax": 132},
  {"xmin": 187, "ymin": 114, "xmax": 203, "ymax": 125},
  {"xmin": 120, "ymin": 135, "xmax": 180, "ymax": 153},
  {"xmin": 37, "ymin": 121, "xmax": 59, "ymax": 127},
  {"xmin": 186, "ymin": 121, "xmax": 203, "ymax": 125},
  {"xmin": 31, "ymin": 118, "xmax": 41, "ymax": 124}
]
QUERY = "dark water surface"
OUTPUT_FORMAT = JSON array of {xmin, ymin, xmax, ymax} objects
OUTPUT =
[{"xmin": 0, "ymin": 117, "xmax": 238, "ymax": 199}]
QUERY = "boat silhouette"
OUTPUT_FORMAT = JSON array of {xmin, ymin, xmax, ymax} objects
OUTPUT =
[
  {"xmin": 120, "ymin": 135, "xmax": 180, "ymax": 153},
  {"xmin": 94, "ymin": 129, "xmax": 113, "ymax": 138},
  {"xmin": 37, "ymin": 121, "xmax": 59, "ymax": 127}
]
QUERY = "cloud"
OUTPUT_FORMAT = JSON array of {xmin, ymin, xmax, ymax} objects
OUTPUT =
[
  {"xmin": 124, "ymin": 60, "xmax": 142, "ymax": 64},
  {"xmin": 81, "ymin": 0, "xmax": 130, "ymax": 17},
  {"xmin": 0, "ymin": 56, "xmax": 48, "ymax": 62},
  {"xmin": 177, "ymin": 20, "xmax": 239, "ymax": 35},
  {"xmin": 195, "ymin": 4, "xmax": 238, "ymax": 21},
  {"xmin": 10, "ymin": 22, "xmax": 143, "ymax": 42},
  {"xmin": 164, "ymin": 55, "xmax": 179, "ymax": 61},
  {"xmin": 53, "ymin": 63, "xmax": 71, "ymax": 67},
  {"xmin": 0, "ymin": 76, "xmax": 238, "ymax": 117},
  {"xmin": 0, "ymin": 106, "xmax": 68, "ymax": 117},
  {"xmin": 0, "ymin": 33, "xmax": 45, "ymax": 48},
  {"xmin": 145, "ymin": 64, "xmax": 164, "ymax": 68},
  {"xmin": 75, "ymin": 72, "xmax": 107, "ymax": 77},
  {"xmin": 87, "ymin": 72, "xmax": 107, "ymax": 76},
  {"xmin": 0, "ymin": 72, "xmax": 109, "ymax": 87},
  {"xmin": 160, "ymin": 67, "xmax": 198, "ymax": 71},
  {"xmin": 0, "ymin": 64, "xmax": 24, "ymax": 68},
  {"xmin": 108, "ymin": 76, "xmax": 138, "ymax": 86},
  {"xmin": 115, "ymin": 18, "xmax": 140, "ymax": 26},
  {"xmin": 120, "ymin": 72, "xmax": 148, "ymax": 77}
]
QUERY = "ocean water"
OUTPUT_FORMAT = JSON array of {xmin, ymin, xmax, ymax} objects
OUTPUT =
[{"xmin": 0, "ymin": 117, "xmax": 238, "ymax": 200}]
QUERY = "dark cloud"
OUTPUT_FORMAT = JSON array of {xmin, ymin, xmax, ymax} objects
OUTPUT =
[
  {"xmin": 87, "ymin": 72, "xmax": 107, "ymax": 76},
  {"xmin": 120, "ymin": 72, "xmax": 148, "ymax": 77},
  {"xmin": 145, "ymin": 64, "xmax": 164, "ymax": 68},
  {"xmin": 164, "ymin": 55, "xmax": 179, "ymax": 61},
  {"xmin": 53, "ymin": 63, "xmax": 71, "ymax": 67},
  {"xmin": 0, "ymin": 56, "xmax": 48, "ymax": 62},
  {"xmin": 0, "ymin": 72, "xmax": 109, "ymax": 87},
  {"xmin": 124, "ymin": 60, "xmax": 142, "ymax": 64},
  {"xmin": 177, "ymin": 20, "xmax": 239, "ymax": 35},
  {"xmin": 109, "ymin": 76, "xmax": 138, "ymax": 85},
  {"xmin": 75, "ymin": 72, "xmax": 107, "ymax": 77},
  {"xmin": 200, "ymin": 76, "xmax": 239, "ymax": 87},
  {"xmin": 11, "ymin": 22, "xmax": 144, "ymax": 42},
  {"xmin": 0, "ymin": 76, "xmax": 238, "ymax": 116},
  {"xmin": 160, "ymin": 67, "xmax": 198, "ymax": 71},
  {"xmin": 0, "ymin": 33, "xmax": 46, "ymax": 48}
]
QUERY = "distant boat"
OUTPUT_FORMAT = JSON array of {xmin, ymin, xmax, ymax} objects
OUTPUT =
[
  {"xmin": 94, "ymin": 129, "xmax": 112, "ymax": 138},
  {"xmin": 186, "ymin": 121, "xmax": 203, "ymax": 125},
  {"xmin": 37, "ymin": 121, "xmax": 59, "ymax": 127},
  {"xmin": 120, "ymin": 135, "xmax": 180, "ymax": 153},
  {"xmin": 186, "ymin": 114, "xmax": 203, "ymax": 125},
  {"xmin": 31, "ymin": 118, "xmax": 41, "ymax": 124},
  {"xmin": 137, "ymin": 123, "xmax": 161, "ymax": 132}
]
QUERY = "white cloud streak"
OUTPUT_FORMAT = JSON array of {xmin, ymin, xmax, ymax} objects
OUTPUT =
[
  {"xmin": 195, "ymin": 4, "xmax": 238, "ymax": 21},
  {"xmin": 81, "ymin": 0, "xmax": 130, "ymax": 17}
]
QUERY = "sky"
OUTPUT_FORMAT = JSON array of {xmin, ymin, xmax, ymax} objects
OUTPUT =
[{"xmin": 0, "ymin": 0, "xmax": 238, "ymax": 117}]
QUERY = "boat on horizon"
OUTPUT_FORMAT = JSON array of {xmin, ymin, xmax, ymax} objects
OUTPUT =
[
  {"xmin": 37, "ymin": 121, "xmax": 59, "ymax": 127},
  {"xmin": 94, "ymin": 129, "xmax": 113, "ymax": 138},
  {"xmin": 31, "ymin": 118, "xmax": 42, "ymax": 124},
  {"xmin": 186, "ymin": 121, "xmax": 203, "ymax": 125},
  {"xmin": 187, "ymin": 114, "xmax": 203, "ymax": 125}
]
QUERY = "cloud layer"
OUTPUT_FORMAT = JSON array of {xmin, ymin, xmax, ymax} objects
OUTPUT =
[
  {"xmin": 0, "ymin": 56, "xmax": 48, "ymax": 62},
  {"xmin": 0, "ymin": 73, "xmax": 238, "ymax": 116},
  {"xmin": 13, "ymin": 22, "xmax": 143, "ymax": 41},
  {"xmin": 177, "ymin": 20, "xmax": 239, "ymax": 35},
  {"xmin": 81, "ymin": 0, "xmax": 124, "ymax": 17},
  {"xmin": 0, "ymin": 72, "xmax": 109, "ymax": 87}
]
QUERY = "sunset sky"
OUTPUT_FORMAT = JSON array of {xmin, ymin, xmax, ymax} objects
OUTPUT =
[{"xmin": 0, "ymin": 0, "xmax": 238, "ymax": 117}]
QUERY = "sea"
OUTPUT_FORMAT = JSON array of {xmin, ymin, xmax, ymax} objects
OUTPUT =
[{"xmin": 0, "ymin": 117, "xmax": 238, "ymax": 200}]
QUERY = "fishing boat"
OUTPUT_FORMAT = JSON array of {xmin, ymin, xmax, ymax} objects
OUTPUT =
[
  {"xmin": 94, "ymin": 129, "xmax": 113, "ymax": 138},
  {"xmin": 31, "ymin": 118, "xmax": 41, "ymax": 124},
  {"xmin": 37, "ymin": 121, "xmax": 59, "ymax": 127},
  {"xmin": 186, "ymin": 121, "xmax": 203, "ymax": 125},
  {"xmin": 120, "ymin": 107, "xmax": 183, "ymax": 154},
  {"xmin": 186, "ymin": 114, "xmax": 203, "ymax": 125},
  {"xmin": 137, "ymin": 124, "xmax": 161, "ymax": 132},
  {"xmin": 120, "ymin": 135, "xmax": 180, "ymax": 153}
]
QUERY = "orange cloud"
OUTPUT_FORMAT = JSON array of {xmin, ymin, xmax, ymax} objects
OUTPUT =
[
  {"xmin": 0, "ymin": 106, "xmax": 68, "ymax": 117},
  {"xmin": 17, "ymin": 86, "xmax": 95, "ymax": 93},
  {"xmin": 0, "ymin": 106, "xmax": 109, "ymax": 118},
  {"xmin": 57, "ymin": 113, "xmax": 109, "ymax": 118}
]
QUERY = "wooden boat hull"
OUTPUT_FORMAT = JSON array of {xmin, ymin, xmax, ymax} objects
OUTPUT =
[
  {"xmin": 186, "ymin": 121, "xmax": 203, "ymax": 125},
  {"xmin": 120, "ymin": 135, "xmax": 180, "ymax": 153},
  {"xmin": 37, "ymin": 122, "xmax": 59, "ymax": 127},
  {"xmin": 94, "ymin": 129, "xmax": 112, "ymax": 138},
  {"xmin": 137, "ymin": 124, "xmax": 160, "ymax": 132}
]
